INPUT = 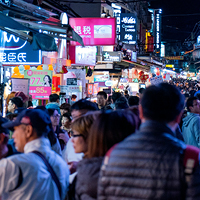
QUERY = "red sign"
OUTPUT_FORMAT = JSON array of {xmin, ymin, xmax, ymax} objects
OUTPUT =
[
  {"xmin": 147, "ymin": 36, "xmax": 154, "ymax": 52},
  {"xmin": 88, "ymin": 83, "xmax": 93, "ymax": 95},
  {"xmin": 69, "ymin": 18, "xmax": 116, "ymax": 46},
  {"xmin": 52, "ymin": 76, "xmax": 60, "ymax": 93}
]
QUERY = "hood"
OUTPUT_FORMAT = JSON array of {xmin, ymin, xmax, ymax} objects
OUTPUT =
[{"xmin": 182, "ymin": 113, "xmax": 199, "ymax": 127}]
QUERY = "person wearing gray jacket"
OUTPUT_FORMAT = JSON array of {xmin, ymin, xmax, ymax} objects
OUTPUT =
[{"xmin": 182, "ymin": 97, "xmax": 200, "ymax": 148}]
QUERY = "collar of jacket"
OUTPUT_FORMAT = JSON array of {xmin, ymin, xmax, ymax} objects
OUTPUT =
[
  {"xmin": 24, "ymin": 137, "xmax": 51, "ymax": 153},
  {"xmin": 139, "ymin": 120, "xmax": 176, "ymax": 137}
]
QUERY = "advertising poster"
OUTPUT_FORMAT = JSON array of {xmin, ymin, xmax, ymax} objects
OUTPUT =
[
  {"xmin": 69, "ymin": 18, "xmax": 116, "ymax": 46},
  {"xmin": 24, "ymin": 70, "xmax": 52, "ymax": 99},
  {"xmin": 11, "ymin": 78, "xmax": 29, "ymax": 95}
]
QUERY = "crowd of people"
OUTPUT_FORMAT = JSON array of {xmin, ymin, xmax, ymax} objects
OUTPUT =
[{"xmin": 0, "ymin": 82, "xmax": 200, "ymax": 200}]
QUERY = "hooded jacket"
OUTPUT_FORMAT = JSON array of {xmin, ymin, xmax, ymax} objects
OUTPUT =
[{"xmin": 182, "ymin": 112, "xmax": 200, "ymax": 148}]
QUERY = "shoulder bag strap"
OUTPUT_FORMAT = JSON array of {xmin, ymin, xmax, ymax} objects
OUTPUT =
[{"xmin": 32, "ymin": 151, "xmax": 62, "ymax": 199}]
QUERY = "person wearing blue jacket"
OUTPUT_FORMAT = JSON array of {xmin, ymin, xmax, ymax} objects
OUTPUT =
[{"xmin": 182, "ymin": 97, "xmax": 200, "ymax": 148}]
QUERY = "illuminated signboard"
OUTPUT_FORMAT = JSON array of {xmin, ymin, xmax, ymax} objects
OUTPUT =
[
  {"xmin": 102, "ymin": 51, "xmax": 122, "ymax": 62},
  {"xmin": 154, "ymin": 10, "xmax": 161, "ymax": 50},
  {"xmin": 75, "ymin": 46, "xmax": 96, "ymax": 65},
  {"xmin": 0, "ymin": 31, "xmax": 41, "ymax": 65},
  {"xmin": 69, "ymin": 18, "xmax": 116, "ymax": 46},
  {"xmin": 119, "ymin": 13, "xmax": 137, "ymax": 44},
  {"xmin": 24, "ymin": 70, "xmax": 52, "ymax": 99}
]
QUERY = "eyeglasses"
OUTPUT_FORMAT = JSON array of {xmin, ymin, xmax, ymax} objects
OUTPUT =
[
  {"xmin": 71, "ymin": 132, "xmax": 85, "ymax": 138},
  {"xmin": 52, "ymin": 114, "xmax": 60, "ymax": 118},
  {"xmin": 71, "ymin": 134, "xmax": 84, "ymax": 138}
]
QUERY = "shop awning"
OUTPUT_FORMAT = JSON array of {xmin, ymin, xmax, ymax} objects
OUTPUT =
[
  {"xmin": 115, "ymin": 59, "xmax": 150, "ymax": 72},
  {"xmin": 0, "ymin": 12, "xmax": 84, "ymax": 51},
  {"xmin": 137, "ymin": 58, "xmax": 163, "ymax": 68}
]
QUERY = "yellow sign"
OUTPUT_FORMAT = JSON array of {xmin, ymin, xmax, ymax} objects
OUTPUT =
[
  {"xmin": 165, "ymin": 56, "xmax": 184, "ymax": 60},
  {"xmin": 166, "ymin": 64, "xmax": 174, "ymax": 68}
]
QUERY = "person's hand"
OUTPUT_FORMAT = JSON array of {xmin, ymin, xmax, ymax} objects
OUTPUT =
[
  {"xmin": 68, "ymin": 161, "xmax": 79, "ymax": 174},
  {"xmin": 58, "ymin": 133, "xmax": 69, "ymax": 145}
]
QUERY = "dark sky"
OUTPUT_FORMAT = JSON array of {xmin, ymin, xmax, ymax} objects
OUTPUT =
[{"xmin": 150, "ymin": 0, "xmax": 200, "ymax": 43}]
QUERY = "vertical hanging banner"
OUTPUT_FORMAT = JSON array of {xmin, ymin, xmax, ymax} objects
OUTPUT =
[
  {"xmin": 24, "ymin": 70, "xmax": 52, "ymax": 99},
  {"xmin": 119, "ymin": 13, "xmax": 137, "ymax": 44}
]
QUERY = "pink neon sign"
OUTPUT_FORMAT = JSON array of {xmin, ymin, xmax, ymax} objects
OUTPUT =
[{"xmin": 69, "ymin": 18, "xmax": 116, "ymax": 46}]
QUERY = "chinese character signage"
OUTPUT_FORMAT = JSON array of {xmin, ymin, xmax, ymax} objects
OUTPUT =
[
  {"xmin": 119, "ymin": 13, "xmax": 137, "ymax": 44},
  {"xmin": 24, "ymin": 70, "xmax": 52, "ymax": 99},
  {"xmin": 102, "ymin": 51, "xmax": 122, "ymax": 62},
  {"xmin": 147, "ymin": 36, "xmax": 154, "ymax": 52},
  {"xmin": 69, "ymin": 18, "xmax": 116, "ymax": 46},
  {"xmin": 0, "ymin": 31, "xmax": 41, "ymax": 65}
]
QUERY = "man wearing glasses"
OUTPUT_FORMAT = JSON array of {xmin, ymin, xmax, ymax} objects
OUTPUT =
[{"xmin": 182, "ymin": 97, "xmax": 200, "ymax": 148}]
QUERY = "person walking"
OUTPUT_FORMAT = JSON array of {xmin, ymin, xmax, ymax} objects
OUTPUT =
[
  {"xmin": 0, "ymin": 109, "xmax": 69, "ymax": 200},
  {"xmin": 98, "ymin": 83, "xmax": 200, "ymax": 200},
  {"xmin": 182, "ymin": 97, "xmax": 200, "ymax": 148}
]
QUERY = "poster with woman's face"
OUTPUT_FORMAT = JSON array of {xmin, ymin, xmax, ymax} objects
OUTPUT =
[{"xmin": 24, "ymin": 70, "xmax": 52, "ymax": 99}]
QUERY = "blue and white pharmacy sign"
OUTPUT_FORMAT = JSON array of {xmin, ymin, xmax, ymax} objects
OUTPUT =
[{"xmin": 0, "ymin": 31, "xmax": 41, "ymax": 65}]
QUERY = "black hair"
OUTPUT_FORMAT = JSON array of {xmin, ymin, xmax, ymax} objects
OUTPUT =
[
  {"xmin": 71, "ymin": 99, "xmax": 98, "ymax": 111},
  {"xmin": 47, "ymin": 108, "xmax": 57, "ymax": 117},
  {"xmin": 186, "ymin": 97, "xmax": 198, "ymax": 112},
  {"xmin": 43, "ymin": 75, "xmax": 52, "ymax": 86},
  {"xmin": 128, "ymin": 96, "xmax": 139, "ymax": 106},
  {"xmin": 36, "ymin": 107, "xmax": 57, "ymax": 146},
  {"xmin": 35, "ymin": 106, "xmax": 47, "ymax": 111},
  {"xmin": 115, "ymin": 97, "xmax": 129, "ymax": 110},
  {"xmin": 10, "ymin": 97, "xmax": 23, "ymax": 108},
  {"xmin": 112, "ymin": 92, "xmax": 122, "ymax": 103},
  {"xmin": 139, "ymin": 88, "xmax": 145, "ymax": 94},
  {"xmin": 124, "ymin": 90, "xmax": 128, "ymax": 95},
  {"xmin": 49, "ymin": 94, "xmax": 59, "ymax": 102},
  {"xmin": 60, "ymin": 103, "xmax": 71, "ymax": 112},
  {"xmin": 141, "ymin": 83, "xmax": 185, "ymax": 123},
  {"xmin": 97, "ymin": 91, "xmax": 107, "ymax": 100},
  {"xmin": 62, "ymin": 112, "xmax": 72, "ymax": 122},
  {"xmin": 0, "ymin": 116, "xmax": 9, "ymax": 135}
]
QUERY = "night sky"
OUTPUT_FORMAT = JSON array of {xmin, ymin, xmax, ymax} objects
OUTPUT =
[{"xmin": 150, "ymin": 0, "xmax": 200, "ymax": 43}]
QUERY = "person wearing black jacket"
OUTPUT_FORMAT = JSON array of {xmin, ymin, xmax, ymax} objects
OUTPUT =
[{"xmin": 98, "ymin": 83, "xmax": 200, "ymax": 200}]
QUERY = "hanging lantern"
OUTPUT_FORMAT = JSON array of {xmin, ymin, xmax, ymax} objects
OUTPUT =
[
  {"xmin": 48, "ymin": 64, "xmax": 53, "ymax": 71},
  {"xmin": 66, "ymin": 60, "xmax": 71, "ymax": 67},
  {"xmin": 139, "ymin": 71, "xmax": 144, "ymax": 76},
  {"xmin": 24, "ymin": 65, "xmax": 30, "ymax": 70},
  {"xmin": 12, "ymin": 67, "xmax": 24, "ymax": 78},
  {"xmin": 37, "ymin": 65, "xmax": 43, "ymax": 70},
  {"xmin": 13, "ymin": 67, "xmax": 20, "ymax": 74}
]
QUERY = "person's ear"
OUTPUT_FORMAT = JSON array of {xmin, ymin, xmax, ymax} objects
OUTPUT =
[
  {"xmin": 174, "ymin": 110, "xmax": 184, "ymax": 124},
  {"xmin": 25, "ymin": 125, "xmax": 33, "ymax": 138},
  {"xmin": 189, "ymin": 106, "xmax": 193, "ymax": 112}
]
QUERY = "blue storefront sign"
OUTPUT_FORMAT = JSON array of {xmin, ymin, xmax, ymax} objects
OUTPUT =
[
  {"xmin": 119, "ymin": 13, "xmax": 137, "ymax": 45},
  {"xmin": 0, "ymin": 31, "xmax": 41, "ymax": 65}
]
